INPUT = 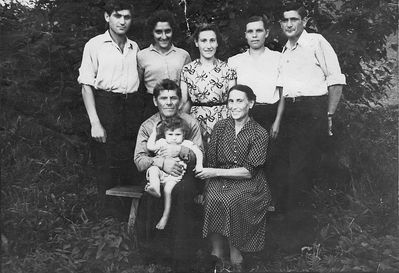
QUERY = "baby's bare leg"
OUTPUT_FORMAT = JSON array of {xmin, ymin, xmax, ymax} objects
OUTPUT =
[
  {"xmin": 156, "ymin": 180, "xmax": 177, "ymax": 230},
  {"xmin": 145, "ymin": 166, "xmax": 161, "ymax": 198}
]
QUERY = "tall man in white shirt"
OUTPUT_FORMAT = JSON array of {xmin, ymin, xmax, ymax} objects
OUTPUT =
[
  {"xmin": 228, "ymin": 16, "xmax": 285, "ymax": 211},
  {"xmin": 78, "ymin": 0, "xmax": 142, "ymax": 205},
  {"xmin": 277, "ymin": 3, "xmax": 346, "ymax": 212}
]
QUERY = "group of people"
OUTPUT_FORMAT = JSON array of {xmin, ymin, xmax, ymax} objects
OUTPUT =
[{"xmin": 78, "ymin": 0, "xmax": 346, "ymax": 272}]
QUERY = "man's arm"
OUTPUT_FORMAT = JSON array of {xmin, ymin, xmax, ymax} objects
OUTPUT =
[
  {"xmin": 81, "ymin": 84, "xmax": 106, "ymax": 143},
  {"xmin": 270, "ymin": 87, "xmax": 285, "ymax": 139}
]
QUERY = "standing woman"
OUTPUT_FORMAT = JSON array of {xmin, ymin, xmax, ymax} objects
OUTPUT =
[
  {"xmin": 138, "ymin": 10, "xmax": 191, "ymax": 120},
  {"xmin": 195, "ymin": 85, "xmax": 272, "ymax": 272},
  {"xmin": 180, "ymin": 23, "xmax": 236, "ymax": 143}
]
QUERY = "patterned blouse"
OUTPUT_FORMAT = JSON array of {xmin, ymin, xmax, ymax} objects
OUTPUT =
[{"xmin": 181, "ymin": 59, "xmax": 236, "ymax": 139}]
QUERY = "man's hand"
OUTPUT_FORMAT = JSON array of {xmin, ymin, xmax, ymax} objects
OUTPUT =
[
  {"xmin": 158, "ymin": 143, "xmax": 181, "ymax": 157},
  {"xmin": 91, "ymin": 122, "xmax": 106, "ymax": 143},
  {"xmin": 162, "ymin": 157, "xmax": 184, "ymax": 176},
  {"xmin": 328, "ymin": 116, "xmax": 333, "ymax": 136},
  {"xmin": 270, "ymin": 120, "xmax": 280, "ymax": 139}
]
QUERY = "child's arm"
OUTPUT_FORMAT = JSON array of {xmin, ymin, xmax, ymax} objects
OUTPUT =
[
  {"xmin": 182, "ymin": 141, "xmax": 203, "ymax": 172},
  {"xmin": 147, "ymin": 124, "xmax": 160, "ymax": 152}
]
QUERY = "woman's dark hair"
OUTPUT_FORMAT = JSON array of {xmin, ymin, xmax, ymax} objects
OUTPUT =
[
  {"xmin": 245, "ymin": 15, "xmax": 269, "ymax": 30},
  {"xmin": 153, "ymin": 79, "xmax": 182, "ymax": 99},
  {"xmin": 104, "ymin": 0, "xmax": 134, "ymax": 15},
  {"xmin": 227, "ymin": 84, "xmax": 257, "ymax": 102},
  {"xmin": 158, "ymin": 116, "xmax": 190, "ymax": 139},
  {"xmin": 193, "ymin": 23, "xmax": 221, "ymax": 44},
  {"xmin": 147, "ymin": 10, "xmax": 177, "ymax": 34},
  {"xmin": 281, "ymin": 2, "xmax": 308, "ymax": 19}
]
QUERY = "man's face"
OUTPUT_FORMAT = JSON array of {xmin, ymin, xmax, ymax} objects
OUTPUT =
[
  {"xmin": 153, "ymin": 89, "xmax": 180, "ymax": 118},
  {"xmin": 280, "ymin": 10, "xmax": 307, "ymax": 40},
  {"xmin": 245, "ymin": 21, "xmax": 269, "ymax": 50},
  {"xmin": 153, "ymin": 22, "xmax": 173, "ymax": 51},
  {"xmin": 105, "ymin": 9, "xmax": 132, "ymax": 36}
]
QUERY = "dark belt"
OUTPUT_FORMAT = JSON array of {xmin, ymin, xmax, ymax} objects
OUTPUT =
[
  {"xmin": 96, "ymin": 89, "xmax": 139, "ymax": 99},
  {"xmin": 192, "ymin": 101, "xmax": 226, "ymax": 107},
  {"xmin": 285, "ymin": 95, "xmax": 327, "ymax": 103}
]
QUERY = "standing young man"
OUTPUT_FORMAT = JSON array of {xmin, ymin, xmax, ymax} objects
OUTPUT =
[
  {"xmin": 228, "ymin": 16, "xmax": 284, "ymax": 138},
  {"xmin": 137, "ymin": 10, "xmax": 191, "ymax": 120},
  {"xmin": 78, "ymin": 0, "xmax": 142, "ymax": 205},
  {"xmin": 228, "ymin": 16, "xmax": 285, "ymax": 212},
  {"xmin": 277, "ymin": 3, "xmax": 346, "ymax": 212}
]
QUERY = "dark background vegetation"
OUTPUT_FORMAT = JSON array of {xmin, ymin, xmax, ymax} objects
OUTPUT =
[{"xmin": 1, "ymin": 0, "xmax": 398, "ymax": 272}]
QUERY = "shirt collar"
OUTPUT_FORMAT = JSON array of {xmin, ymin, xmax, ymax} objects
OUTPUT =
[
  {"xmin": 283, "ymin": 29, "xmax": 309, "ymax": 51},
  {"xmin": 149, "ymin": 44, "xmax": 176, "ymax": 55},
  {"xmin": 102, "ymin": 30, "xmax": 134, "ymax": 49},
  {"xmin": 226, "ymin": 116, "xmax": 255, "ymax": 132}
]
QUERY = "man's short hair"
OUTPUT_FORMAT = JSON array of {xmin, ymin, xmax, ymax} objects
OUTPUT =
[
  {"xmin": 245, "ymin": 15, "xmax": 269, "ymax": 30},
  {"xmin": 281, "ymin": 2, "xmax": 308, "ymax": 19},
  {"xmin": 104, "ymin": 0, "xmax": 134, "ymax": 15},
  {"xmin": 147, "ymin": 10, "xmax": 177, "ymax": 33},
  {"xmin": 153, "ymin": 79, "xmax": 182, "ymax": 99}
]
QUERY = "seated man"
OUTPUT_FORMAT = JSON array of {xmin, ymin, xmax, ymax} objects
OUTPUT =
[{"xmin": 134, "ymin": 79, "xmax": 203, "ymax": 272}]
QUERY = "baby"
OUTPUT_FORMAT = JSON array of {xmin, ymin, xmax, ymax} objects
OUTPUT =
[{"xmin": 146, "ymin": 116, "xmax": 203, "ymax": 229}]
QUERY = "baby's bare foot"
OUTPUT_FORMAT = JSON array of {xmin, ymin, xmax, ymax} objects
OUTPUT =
[
  {"xmin": 145, "ymin": 184, "xmax": 161, "ymax": 198},
  {"xmin": 156, "ymin": 216, "xmax": 168, "ymax": 230}
]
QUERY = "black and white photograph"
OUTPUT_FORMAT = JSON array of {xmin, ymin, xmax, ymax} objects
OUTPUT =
[{"xmin": 1, "ymin": 0, "xmax": 398, "ymax": 272}]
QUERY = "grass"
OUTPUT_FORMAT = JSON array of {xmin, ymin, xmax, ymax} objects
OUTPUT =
[{"xmin": 1, "ymin": 81, "xmax": 398, "ymax": 272}]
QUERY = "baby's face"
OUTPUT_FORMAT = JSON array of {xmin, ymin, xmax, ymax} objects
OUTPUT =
[{"xmin": 164, "ymin": 128, "xmax": 184, "ymax": 144}]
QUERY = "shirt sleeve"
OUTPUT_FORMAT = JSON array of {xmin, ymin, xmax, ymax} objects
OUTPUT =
[
  {"xmin": 184, "ymin": 51, "xmax": 191, "ymax": 65},
  {"xmin": 77, "ymin": 41, "xmax": 97, "ymax": 86},
  {"xmin": 242, "ymin": 128, "xmax": 269, "ymax": 176},
  {"xmin": 315, "ymin": 36, "xmax": 346, "ymax": 86},
  {"xmin": 134, "ymin": 122, "xmax": 156, "ymax": 172}
]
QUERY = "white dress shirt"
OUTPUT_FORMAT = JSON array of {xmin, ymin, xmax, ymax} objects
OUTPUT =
[
  {"xmin": 78, "ymin": 31, "xmax": 140, "ymax": 94},
  {"xmin": 277, "ymin": 30, "xmax": 346, "ymax": 97},
  {"xmin": 228, "ymin": 48, "xmax": 281, "ymax": 104}
]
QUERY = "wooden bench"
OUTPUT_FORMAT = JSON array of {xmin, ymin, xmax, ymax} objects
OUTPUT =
[{"xmin": 105, "ymin": 185, "xmax": 144, "ymax": 234}]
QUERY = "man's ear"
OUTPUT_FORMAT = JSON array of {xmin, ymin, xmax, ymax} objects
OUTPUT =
[
  {"xmin": 302, "ymin": 17, "xmax": 309, "ymax": 27},
  {"xmin": 265, "ymin": 29, "xmax": 270, "ymax": 39},
  {"xmin": 104, "ymin": 12, "xmax": 110, "ymax": 23},
  {"xmin": 153, "ymin": 97, "xmax": 158, "ymax": 107}
]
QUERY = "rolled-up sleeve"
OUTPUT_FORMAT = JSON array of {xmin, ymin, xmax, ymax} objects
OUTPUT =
[
  {"xmin": 316, "ymin": 36, "xmax": 346, "ymax": 86},
  {"xmin": 134, "ymin": 122, "xmax": 154, "ymax": 172},
  {"xmin": 78, "ymin": 41, "xmax": 97, "ymax": 86}
]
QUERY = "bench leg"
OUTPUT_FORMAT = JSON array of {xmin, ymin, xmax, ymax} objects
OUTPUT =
[{"xmin": 128, "ymin": 198, "xmax": 140, "ymax": 235}]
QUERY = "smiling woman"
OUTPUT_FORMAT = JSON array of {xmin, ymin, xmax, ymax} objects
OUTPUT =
[
  {"xmin": 195, "ymin": 84, "xmax": 272, "ymax": 272},
  {"xmin": 137, "ymin": 10, "xmax": 191, "ymax": 120},
  {"xmin": 180, "ymin": 23, "xmax": 237, "ymax": 143}
]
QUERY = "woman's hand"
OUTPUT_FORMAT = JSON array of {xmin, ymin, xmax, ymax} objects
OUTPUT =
[{"xmin": 195, "ymin": 168, "xmax": 218, "ymax": 179}]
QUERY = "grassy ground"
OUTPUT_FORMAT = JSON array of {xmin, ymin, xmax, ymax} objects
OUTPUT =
[{"xmin": 1, "ymin": 80, "xmax": 398, "ymax": 272}]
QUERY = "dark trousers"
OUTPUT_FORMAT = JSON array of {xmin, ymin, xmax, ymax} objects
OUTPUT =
[
  {"xmin": 279, "ymin": 95, "xmax": 328, "ymax": 211},
  {"xmin": 251, "ymin": 102, "xmax": 281, "ymax": 205},
  {"xmin": 137, "ymin": 167, "xmax": 202, "ymax": 271},
  {"xmin": 91, "ymin": 90, "xmax": 145, "ymax": 198}
]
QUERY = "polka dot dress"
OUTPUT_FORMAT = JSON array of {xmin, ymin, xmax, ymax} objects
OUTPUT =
[{"xmin": 203, "ymin": 118, "xmax": 272, "ymax": 252}]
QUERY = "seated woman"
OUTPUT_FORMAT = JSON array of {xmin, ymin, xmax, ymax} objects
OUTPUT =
[
  {"xmin": 180, "ymin": 23, "xmax": 236, "ymax": 143},
  {"xmin": 195, "ymin": 84, "xmax": 272, "ymax": 272}
]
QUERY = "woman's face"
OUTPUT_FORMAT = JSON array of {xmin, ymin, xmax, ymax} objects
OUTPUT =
[
  {"xmin": 227, "ymin": 89, "xmax": 254, "ymax": 122},
  {"xmin": 195, "ymin": 30, "xmax": 218, "ymax": 60}
]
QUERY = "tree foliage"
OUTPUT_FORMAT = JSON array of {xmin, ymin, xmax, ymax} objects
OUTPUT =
[{"xmin": 1, "ymin": 0, "xmax": 398, "ymax": 272}]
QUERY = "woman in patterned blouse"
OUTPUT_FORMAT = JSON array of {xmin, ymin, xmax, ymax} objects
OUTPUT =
[
  {"xmin": 180, "ymin": 23, "xmax": 236, "ymax": 143},
  {"xmin": 195, "ymin": 84, "xmax": 272, "ymax": 272}
]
